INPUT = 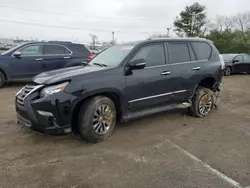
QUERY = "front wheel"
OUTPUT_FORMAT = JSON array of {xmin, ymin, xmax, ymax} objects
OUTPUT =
[
  {"xmin": 78, "ymin": 96, "xmax": 117, "ymax": 143},
  {"xmin": 188, "ymin": 87, "xmax": 214, "ymax": 118}
]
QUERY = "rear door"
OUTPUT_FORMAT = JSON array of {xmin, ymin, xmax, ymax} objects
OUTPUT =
[
  {"xmin": 242, "ymin": 54, "xmax": 250, "ymax": 73},
  {"xmin": 164, "ymin": 41, "xmax": 203, "ymax": 103},
  {"xmin": 9, "ymin": 44, "xmax": 45, "ymax": 78},
  {"xmin": 43, "ymin": 44, "xmax": 72, "ymax": 71},
  {"xmin": 232, "ymin": 55, "xmax": 244, "ymax": 73}
]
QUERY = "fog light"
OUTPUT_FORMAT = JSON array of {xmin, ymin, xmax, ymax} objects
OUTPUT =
[{"xmin": 37, "ymin": 110, "xmax": 53, "ymax": 117}]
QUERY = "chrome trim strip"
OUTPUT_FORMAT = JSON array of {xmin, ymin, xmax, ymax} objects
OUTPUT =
[
  {"xmin": 15, "ymin": 86, "xmax": 26, "ymax": 96},
  {"xmin": 12, "ymin": 44, "xmax": 73, "ymax": 57},
  {"xmin": 23, "ymin": 85, "xmax": 43, "ymax": 99},
  {"xmin": 144, "ymin": 60, "xmax": 207, "ymax": 69},
  {"xmin": 16, "ymin": 85, "xmax": 43, "ymax": 99},
  {"xmin": 145, "ymin": 64, "xmax": 170, "ymax": 69},
  {"xmin": 168, "ymin": 59, "xmax": 207, "ymax": 66},
  {"xmin": 128, "ymin": 90, "xmax": 187, "ymax": 103}
]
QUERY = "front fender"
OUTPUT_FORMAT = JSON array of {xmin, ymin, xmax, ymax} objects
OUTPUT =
[{"xmin": 71, "ymin": 87, "xmax": 126, "ymax": 109}]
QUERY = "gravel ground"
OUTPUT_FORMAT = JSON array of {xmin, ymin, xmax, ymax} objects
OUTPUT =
[{"xmin": 0, "ymin": 75, "xmax": 249, "ymax": 188}]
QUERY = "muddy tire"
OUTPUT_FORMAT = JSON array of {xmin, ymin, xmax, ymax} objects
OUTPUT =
[
  {"xmin": 188, "ymin": 87, "xmax": 214, "ymax": 118},
  {"xmin": 78, "ymin": 96, "xmax": 116, "ymax": 143},
  {"xmin": 0, "ymin": 71, "xmax": 5, "ymax": 88}
]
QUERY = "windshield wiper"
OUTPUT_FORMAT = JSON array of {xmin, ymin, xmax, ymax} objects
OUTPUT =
[{"xmin": 93, "ymin": 63, "xmax": 108, "ymax": 67}]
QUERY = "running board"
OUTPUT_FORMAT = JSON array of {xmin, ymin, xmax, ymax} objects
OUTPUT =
[{"xmin": 123, "ymin": 102, "xmax": 191, "ymax": 122}]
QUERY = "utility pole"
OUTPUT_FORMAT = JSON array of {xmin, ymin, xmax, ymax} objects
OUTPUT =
[
  {"xmin": 89, "ymin": 34, "xmax": 97, "ymax": 49},
  {"xmin": 167, "ymin": 27, "xmax": 171, "ymax": 37},
  {"xmin": 112, "ymin": 31, "xmax": 115, "ymax": 45}
]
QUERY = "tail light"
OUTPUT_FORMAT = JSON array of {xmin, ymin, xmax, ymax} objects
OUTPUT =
[
  {"xmin": 219, "ymin": 54, "xmax": 225, "ymax": 70},
  {"xmin": 88, "ymin": 55, "xmax": 95, "ymax": 60}
]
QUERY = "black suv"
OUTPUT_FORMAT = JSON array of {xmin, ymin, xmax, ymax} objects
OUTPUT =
[
  {"xmin": 0, "ymin": 41, "xmax": 92, "ymax": 87},
  {"xmin": 15, "ymin": 38, "xmax": 222, "ymax": 143}
]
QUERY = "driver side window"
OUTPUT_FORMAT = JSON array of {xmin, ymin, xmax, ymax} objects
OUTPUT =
[
  {"xmin": 131, "ymin": 44, "xmax": 165, "ymax": 67},
  {"xmin": 234, "ymin": 55, "xmax": 243, "ymax": 62},
  {"xmin": 19, "ymin": 45, "xmax": 43, "ymax": 56}
]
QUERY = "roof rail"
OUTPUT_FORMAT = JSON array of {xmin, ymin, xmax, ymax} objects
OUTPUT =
[{"xmin": 48, "ymin": 41, "xmax": 72, "ymax": 44}]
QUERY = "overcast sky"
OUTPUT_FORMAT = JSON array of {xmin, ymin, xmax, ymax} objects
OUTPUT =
[{"xmin": 0, "ymin": 0, "xmax": 249, "ymax": 43}]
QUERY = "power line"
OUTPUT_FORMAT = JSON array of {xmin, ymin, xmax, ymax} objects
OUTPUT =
[
  {"xmin": 0, "ymin": 5, "xmax": 146, "ymax": 21},
  {"xmin": 0, "ymin": 18, "xmax": 165, "ymax": 34}
]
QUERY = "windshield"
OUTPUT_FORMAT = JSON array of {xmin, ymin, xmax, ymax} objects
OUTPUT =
[
  {"xmin": 1, "ymin": 44, "xmax": 24, "ymax": 55},
  {"xmin": 222, "ymin": 54, "xmax": 237, "ymax": 62},
  {"xmin": 89, "ymin": 45, "xmax": 135, "ymax": 67}
]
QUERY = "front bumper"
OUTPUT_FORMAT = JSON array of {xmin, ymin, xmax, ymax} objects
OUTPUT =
[{"xmin": 15, "ymin": 87, "xmax": 76, "ymax": 135}]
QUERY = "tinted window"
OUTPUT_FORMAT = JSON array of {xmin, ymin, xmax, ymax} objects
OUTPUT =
[
  {"xmin": 73, "ymin": 45, "xmax": 91, "ymax": 55},
  {"xmin": 132, "ymin": 44, "xmax": 165, "ymax": 67},
  {"xmin": 44, "ymin": 45, "xmax": 71, "ymax": 55},
  {"xmin": 19, "ymin": 45, "xmax": 43, "ymax": 56},
  {"xmin": 234, "ymin": 55, "xmax": 243, "ymax": 62},
  {"xmin": 222, "ymin": 54, "xmax": 237, "ymax": 61},
  {"xmin": 191, "ymin": 42, "xmax": 211, "ymax": 60},
  {"xmin": 168, "ymin": 43, "xmax": 190, "ymax": 64},
  {"xmin": 243, "ymin": 54, "xmax": 250, "ymax": 62}
]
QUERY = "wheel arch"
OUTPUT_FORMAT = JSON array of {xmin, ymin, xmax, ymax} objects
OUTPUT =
[
  {"xmin": 70, "ymin": 89, "xmax": 124, "ymax": 134},
  {"xmin": 0, "ymin": 67, "xmax": 8, "ymax": 81},
  {"xmin": 191, "ymin": 76, "xmax": 218, "ymax": 98}
]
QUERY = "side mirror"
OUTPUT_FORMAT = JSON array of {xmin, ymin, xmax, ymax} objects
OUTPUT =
[
  {"xmin": 129, "ymin": 59, "xmax": 146, "ymax": 70},
  {"xmin": 13, "ymin": 51, "xmax": 21, "ymax": 57},
  {"xmin": 233, "ymin": 59, "xmax": 239, "ymax": 63}
]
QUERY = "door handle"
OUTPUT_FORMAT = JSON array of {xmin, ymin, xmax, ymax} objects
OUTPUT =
[
  {"xmin": 193, "ymin": 67, "xmax": 201, "ymax": 71},
  {"xmin": 64, "ymin": 56, "xmax": 71, "ymax": 59},
  {"xmin": 161, "ymin": 71, "xmax": 171, "ymax": 75},
  {"xmin": 35, "ymin": 58, "xmax": 43, "ymax": 61}
]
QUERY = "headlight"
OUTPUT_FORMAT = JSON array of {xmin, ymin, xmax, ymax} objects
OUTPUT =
[{"xmin": 40, "ymin": 82, "xmax": 69, "ymax": 98}]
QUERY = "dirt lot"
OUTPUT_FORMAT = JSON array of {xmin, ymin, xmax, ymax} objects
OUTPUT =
[{"xmin": 0, "ymin": 75, "xmax": 250, "ymax": 188}]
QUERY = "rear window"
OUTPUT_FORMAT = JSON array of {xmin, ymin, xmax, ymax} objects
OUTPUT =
[
  {"xmin": 72, "ymin": 44, "xmax": 91, "ymax": 55},
  {"xmin": 191, "ymin": 42, "xmax": 212, "ymax": 60}
]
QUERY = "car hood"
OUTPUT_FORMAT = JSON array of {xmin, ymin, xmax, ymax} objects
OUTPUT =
[{"xmin": 33, "ymin": 66, "xmax": 105, "ymax": 85}]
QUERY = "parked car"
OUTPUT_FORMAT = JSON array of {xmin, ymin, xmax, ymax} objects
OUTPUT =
[
  {"xmin": 221, "ymin": 53, "xmax": 250, "ymax": 76},
  {"xmin": 16, "ymin": 38, "xmax": 223, "ymax": 143},
  {"xmin": 0, "ymin": 41, "xmax": 92, "ymax": 87}
]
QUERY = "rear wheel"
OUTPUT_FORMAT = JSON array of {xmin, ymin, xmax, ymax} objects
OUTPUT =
[
  {"xmin": 78, "ymin": 96, "xmax": 116, "ymax": 143},
  {"xmin": 0, "ymin": 71, "xmax": 5, "ymax": 88},
  {"xmin": 189, "ymin": 87, "xmax": 214, "ymax": 118},
  {"xmin": 224, "ymin": 66, "xmax": 231, "ymax": 76}
]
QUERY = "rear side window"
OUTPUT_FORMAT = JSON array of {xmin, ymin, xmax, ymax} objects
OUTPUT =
[
  {"xmin": 243, "ymin": 54, "xmax": 250, "ymax": 62},
  {"xmin": 167, "ymin": 43, "xmax": 190, "ymax": 64},
  {"xmin": 132, "ymin": 44, "xmax": 165, "ymax": 67},
  {"xmin": 191, "ymin": 42, "xmax": 211, "ymax": 60},
  {"xmin": 44, "ymin": 45, "xmax": 71, "ymax": 55}
]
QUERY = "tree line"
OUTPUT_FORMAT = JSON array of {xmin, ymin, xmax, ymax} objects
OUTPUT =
[{"xmin": 172, "ymin": 2, "xmax": 250, "ymax": 54}]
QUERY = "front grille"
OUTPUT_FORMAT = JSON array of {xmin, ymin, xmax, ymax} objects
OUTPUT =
[{"xmin": 16, "ymin": 85, "xmax": 42, "ymax": 106}]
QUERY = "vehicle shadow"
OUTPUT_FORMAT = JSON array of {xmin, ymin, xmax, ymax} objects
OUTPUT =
[{"xmin": 4, "ymin": 80, "xmax": 32, "ymax": 88}]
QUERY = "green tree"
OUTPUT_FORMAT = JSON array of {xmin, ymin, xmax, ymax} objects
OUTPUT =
[
  {"xmin": 174, "ymin": 2, "xmax": 207, "ymax": 37},
  {"xmin": 205, "ymin": 29, "xmax": 250, "ymax": 53}
]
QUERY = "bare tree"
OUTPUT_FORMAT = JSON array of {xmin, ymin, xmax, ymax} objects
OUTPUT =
[
  {"xmin": 215, "ymin": 16, "xmax": 233, "ymax": 32},
  {"xmin": 233, "ymin": 12, "xmax": 250, "ymax": 32}
]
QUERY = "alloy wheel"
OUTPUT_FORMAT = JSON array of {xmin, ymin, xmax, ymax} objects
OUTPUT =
[
  {"xmin": 92, "ymin": 104, "xmax": 114, "ymax": 135},
  {"xmin": 198, "ymin": 94, "xmax": 213, "ymax": 115}
]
